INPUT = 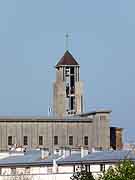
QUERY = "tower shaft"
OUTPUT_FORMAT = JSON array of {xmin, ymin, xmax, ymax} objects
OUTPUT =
[{"xmin": 53, "ymin": 51, "xmax": 84, "ymax": 117}]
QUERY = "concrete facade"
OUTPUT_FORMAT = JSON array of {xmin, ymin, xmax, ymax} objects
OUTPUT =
[{"xmin": 0, "ymin": 111, "xmax": 110, "ymax": 151}]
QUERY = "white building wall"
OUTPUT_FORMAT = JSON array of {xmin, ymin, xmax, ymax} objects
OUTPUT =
[
  {"xmin": 90, "ymin": 164, "xmax": 100, "ymax": 172},
  {"xmin": 58, "ymin": 166, "xmax": 73, "ymax": 173},
  {"xmin": 0, "ymin": 163, "xmax": 118, "ymax": 180}
]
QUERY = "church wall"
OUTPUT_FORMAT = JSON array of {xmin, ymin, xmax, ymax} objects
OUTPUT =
[
  {"xmin": 100, "ymin": 114, "xmax": 110, "ymax": 149},
  {"xmin": 0, "ymin": 116, "xmax": 110, "ymax": 151},
  {"xmin": 53, "ymin": 81, "xmax": 66, "ymax": 117},
  {"xmin": 16, "ymin": 122, "xmax": 22, "ymax": 146},
  {"xmin": 0, "ymin": 120, "xmax": 93, "ymax": 151},
  {"xmin": 75, "ymin": 81, "xmax": 84, "ymax": 113},
  {"xmin": 1, "ymin": 123, "xmax": 7, "ymax": 150},
  {"xmin": 92, "ymin": 113, "xmax": 110, "ymax": 150},
  {"xmin": 31, "ymin": 122, "xmax": 38, "ymax": 148},
  {"xmin": 23, "ymin": 122, "xmax": 32, "ymax": 148}
]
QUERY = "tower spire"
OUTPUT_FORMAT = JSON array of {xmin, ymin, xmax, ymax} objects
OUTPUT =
[{"xmin": 65, "ymin": 33, "xmax": 69, "ymax": 51}]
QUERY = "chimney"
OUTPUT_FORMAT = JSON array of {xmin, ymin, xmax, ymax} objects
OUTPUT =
[
  {"xmin": 62, "ymin": 148, "xmax": 71, "ymax": 158},
  {"xmin": 81, "ymin": 147, "xmax": 88, "ymax": 158},
  {"xmin": 91, "ymin": 147, "xmax": 96, "ymax": 153},
  {"xmin": 54, "ymin": 148, "xmax": 63, "ymax": 156},
  {"xmin": 71, "ymin": 148, "xmax": 80, "ymax": 155},
  {"xmin": 41, "ymin": 148, "xmax": 49, "ymax": 159},
  {"xmin": 53, "ymin": 159, "xmax": 57, "ymax": 173}
]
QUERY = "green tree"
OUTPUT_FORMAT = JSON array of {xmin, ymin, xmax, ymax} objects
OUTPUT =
[
  {"xmin": 99, "ymin": 159, "xmax": 135, "ymax": 180},
  {"xmin": 70, "ymin": 169, "xmax": 95, "ymax": 180}
]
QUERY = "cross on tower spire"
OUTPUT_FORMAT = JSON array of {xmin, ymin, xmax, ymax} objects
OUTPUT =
[{"xmin": 65, "ymin": 33, "xmax": 69, "ymax": 51}]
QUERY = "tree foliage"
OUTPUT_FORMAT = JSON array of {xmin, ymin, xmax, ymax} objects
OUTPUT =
[
  {"xmin": 70, "ymin": 170, "xmax": 95, "ymax": 180},
  {"xmin": 99, "ymin": 159, "xmax": 135, "ymax": 180}
]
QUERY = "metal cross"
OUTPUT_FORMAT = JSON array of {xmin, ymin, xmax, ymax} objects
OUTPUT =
[{"xmin": 65, "ymin": 33, "xmax": 69, "ymax": 50}]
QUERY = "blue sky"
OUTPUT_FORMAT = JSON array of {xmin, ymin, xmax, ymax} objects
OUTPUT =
[{"xmin": 0, "ymin": 0, "xmax": 135, "ymax": 142}]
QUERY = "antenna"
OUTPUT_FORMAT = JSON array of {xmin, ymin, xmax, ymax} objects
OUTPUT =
[{"xmin": 65, "ymin": 33, "xmax": 69, "ymax": 51}]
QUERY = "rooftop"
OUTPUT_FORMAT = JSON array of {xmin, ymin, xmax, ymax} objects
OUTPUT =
[
  {"xmin": 56, "ymin": 51, "xmax": 79, "ymax": 67},
  {"xmin": 0, "ymin": 149, "xmax": 134, "ymax": 167},
  {"xmin": 0, "ymin": 116, "xmax": 92, "ymax": 123},
  {"xmin": 77, "ymin": 109, "xmax": 112, "ymax": 117}
]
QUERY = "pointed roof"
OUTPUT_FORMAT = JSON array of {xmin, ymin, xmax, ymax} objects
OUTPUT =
[{"xmin": 56, "ymin": 51, "xmax": 79, "ymax": 67}]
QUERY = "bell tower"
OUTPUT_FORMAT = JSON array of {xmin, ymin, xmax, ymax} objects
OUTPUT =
[{"xmin": 53, "ymin": 51, "xmax": 84, "ymax": 117}]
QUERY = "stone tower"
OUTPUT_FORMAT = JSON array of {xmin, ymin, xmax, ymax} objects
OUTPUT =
[{"xmin": 53, "ymin": 51, "xmax": 84, "ymax": 117}]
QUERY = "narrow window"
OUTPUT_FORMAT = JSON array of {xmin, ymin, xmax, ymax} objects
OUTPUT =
[
  {"xmin": 81, "ymin": 96, "xmax": 83, "ymax": 113},
  {"xmin": 39, "ymin": 136, "xmax": 43, "ymax": 146},
  {"xmin": 63, "ymin": 67, "xmax": 65, "ymax": 81},
  {"xmin": 69, "ymin": 136, "xmax": 73, "ymax": 145},
  {"xmin": 70, "ymin": 96, "xmax": 75, "ymax": 110},
  {"xmin": 66, "ymin": 86, "xmax": 69, "ymax": 97},
  {"xmin": 70, "ymin": 75, "xmax": 75, "ymax": 88},
  {"xmin": 8, "ymin": 136, "xmax": 12, "ymax": 146},
  {"xmin": 73, "ymin": 165, "xmax": 75, "ymax": 172},
  {"xmin": 84, "ymin": 136, "xmax": 88, "ymax": 146},
  {"xmin": 54, "ymin": 136, "xmax": 58, "ymax": 145},
  {"xmin": 78, "ymin": 67, "xmax": 80, "ymax": 81},
  {"xmin": 24, "ymin": 136, "xmax": 28, "ymax": 145},
  {"xmin": 70, "ymin": 67, "xmax": 74, "ymax": 74},
  {"xmin": 65, "ymin": 67, "xmax": 70, "ymax": 76}
]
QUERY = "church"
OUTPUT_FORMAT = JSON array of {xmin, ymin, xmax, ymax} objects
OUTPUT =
[{"xmin": 0, "ymin": 51, "xmax": 113, "ymax": 151}]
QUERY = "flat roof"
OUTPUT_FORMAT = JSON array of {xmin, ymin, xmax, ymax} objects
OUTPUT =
[
  {"xmin": 110, "ymin": 126, "xmax": 123, "ymax": 130},
  {"xmin": 0, "ymin": 116, "xmax": 93, "ymax": 123},
  {"xmin": 0, "ymin": 150, "xmax": 134, "ymax": 167},
  {"xmin": 77, "ymin": 109, "xmax": 112, "ymax": 117}
]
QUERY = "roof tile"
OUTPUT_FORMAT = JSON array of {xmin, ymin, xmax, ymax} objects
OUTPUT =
[{"xmin": 56, "ymin": 51, "xmax": 79, "ymax": 67}]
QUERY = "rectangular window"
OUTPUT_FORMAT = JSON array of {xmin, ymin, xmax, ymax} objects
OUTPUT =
[
  {"xmin": 8, "ymin": 136, "xmax": 12, "ymax": 146},
  {"xmin": 70, "ymin": 96, "xmax": 75, "ymax": 110},
  {"xmin": 66, "ymin": 86, "xmax": 69, "ymax": 97},
  {"xmin": 73, "ymin": 165, "xmax": 75, "ymax": 172},
  {"xmin": 70, "ymin": 75, "xmax": 75, "ymax": 87},
  {"xmin": 65, "ymin": 67, "xmax": 70, "ymax": 76},
  {"xmin": 54, "ymin": 136, "xmax": 58, "ymax": 145},
  {"xmin": 69, "ymin": 136, "xmax": 73, "ymax": 145},
  {"xmin": 84, "ymin": 136, "xmax": 88, "ymax": 146},
  {"xmin": 81, "ymin": 96, "xmax": 83, "ymax": 113},
  {"xmin": 39, "ymin": 136, "xmax": 43, "ymax": 146},
  {"xmin": 24, "ymin": 136, "xmax": 28, "ymax": 145}
]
